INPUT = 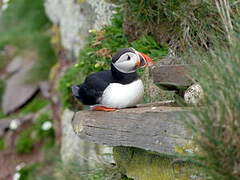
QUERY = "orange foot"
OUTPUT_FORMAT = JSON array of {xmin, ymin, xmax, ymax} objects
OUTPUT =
[{"xmin": 91, "ymin": 105, "xmax": 117, "ymax": 112}]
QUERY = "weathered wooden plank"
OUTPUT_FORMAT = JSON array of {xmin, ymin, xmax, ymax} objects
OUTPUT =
[
  {"xmin": 72, "ymin": 106, "xmax": 192, "ymax": 154},
  {"xmin": 150, "ymin": 64, "xmax": 193, "ymax": 90}
]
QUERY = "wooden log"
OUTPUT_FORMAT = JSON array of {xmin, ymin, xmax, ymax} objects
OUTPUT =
[
  {"xmin": 150, "ymin": 64, "xmax": 193, "ymax": 90},
  {"xmin": 72, "ymin": 105, "xmax": 192, "ymax": 154}
]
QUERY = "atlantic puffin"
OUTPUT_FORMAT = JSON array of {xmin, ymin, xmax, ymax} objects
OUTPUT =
[{"xmin": 72, "ymin": 48, "xmax": 153, "ymax": 111}]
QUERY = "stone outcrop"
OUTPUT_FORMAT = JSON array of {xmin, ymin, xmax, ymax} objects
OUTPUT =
[
  {"xmin": 44, "ymin": 0, "xmax": 115, "ymax": 57},
  {"xmin": 1, "ymin": 58, "xmax": 39, "ymax": 114},
  {"xmin": 61, "ymin": 109, "xmax": 114, "ymax": 168}
]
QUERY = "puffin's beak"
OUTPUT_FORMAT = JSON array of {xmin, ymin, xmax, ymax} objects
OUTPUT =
[{"xmin": 136, "ymin": 52, "xmax": 154, "ymax": 68}]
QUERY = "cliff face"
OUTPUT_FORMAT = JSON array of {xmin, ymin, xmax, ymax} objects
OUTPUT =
[
  {"xmin": 44, "ymin": 0, "xmax": 115, "ymax": 166},
  {"xmin": 44, "ymin": 0, "xmax": 115, "ymax": 57}
]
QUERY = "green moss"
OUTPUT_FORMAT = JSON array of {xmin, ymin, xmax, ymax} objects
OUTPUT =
[
  {"xmin": 0, "ymin": 137, "xmax": 4, "ymax": 151},
  {"xmin": 15, "ymin": 112, "xmax": 55, "ymax": 153},
  {"xmin": 20, "ymin": 98, "xmax": 49, "ymax": 115},
  {"xmin": 58, "ymin": 8, "xmax": 168, "ymax": 109},
  {"xmin": 0, "ymin": 0, "xmax": 57, "ymax": 82},
  {"xmin": 19, "ymin": 163, "xmax": 39, "ymax": 180},
  {"xmin": 113, "ymin": 147, "xmax": 201, "ymax": 180}
]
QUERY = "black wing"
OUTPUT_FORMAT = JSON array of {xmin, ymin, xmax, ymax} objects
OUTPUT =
[{"xmin": 72, "ymin": 70, "xmax": 113, "ymax": 105}]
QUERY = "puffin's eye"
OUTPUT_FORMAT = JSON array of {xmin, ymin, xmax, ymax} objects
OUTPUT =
[{"xmin": 127, "ymin": 55, "xmax": 131, "ymax": 61}]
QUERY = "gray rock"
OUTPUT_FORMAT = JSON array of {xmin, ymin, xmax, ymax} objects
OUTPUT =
[
  {"xmin": 0, "ymin": 119, "xmax": 10, "ymax": 137},
  {"xmin": 61, "ymin": 109, "xmax": 114, "ymax": 168},
  {"xmin": 1, "ymin": 61, "xmax": 39, "ymax": 114},
  {"xmin": 44, "ymin": 0, "xmax": 115, "ymax": 57},
  {"xmin": 6, "ymin": 56, "xmax": 25, "ymax": 74}
]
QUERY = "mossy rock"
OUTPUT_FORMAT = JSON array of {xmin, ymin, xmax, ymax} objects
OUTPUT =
[{"xmin": 113, "ymin": 147, "xmax": 199, "ymax": 180}]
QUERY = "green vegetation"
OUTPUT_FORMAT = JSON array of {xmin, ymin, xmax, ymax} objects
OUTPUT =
[
  {"xmin": 15, "ymin": 112, "xmax": 55, "ymax": 153},
  {"xmin": 15, "ymin": 128, "xmax": 35, "ymax": 153},
  {"xmin": 20, "ymin": 98, "xmax": 49, "ymax": 115},
  {"xmin": 0, "ymin": 79, "xmax": 5, "ymax": 103},
  {"xmin": 183, "ymin": 2, "xmax": 240, "ymax": 179},
  {"xmin": 58, "ymin": 9, "xmax": 168, "ymax": 109},
  {"xmin": 18, "ymin": 163, "xmax": 39, "ymax": 180},
  {"xmin": 0, "ymin": 53, "xmax": 8, "ymax": 72},
  {"xmin": 0, "ymin": 0, "xmax": 57, "ymax": 82},
  {"xmin": 186, "ymin": 38, "xmax": 240, "ymax": 180},
  {"xmin": 0, "ymin": 80, "xmax": 5, "ymax": 119},
  {"xmin": 0, "ymin": 111, "xmax": 5, "ymax": 119},
  {"xmin": 112, "ymin": 0, "xmax": 239, "ymax": 52},
  {"xmin": 113, "ymin": 146, "xmax": 201, "ymax": 180},
  {"xmin": 0, "ymin": 137, "xmax": 4, "ymax": 151},
  {"xmin": 0, "ymin": 0, "xmax": 239, "ymax": 179}
]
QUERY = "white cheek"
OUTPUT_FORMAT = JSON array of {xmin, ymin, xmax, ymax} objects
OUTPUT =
[{"xmin": 115, "ymin": 60, "xmax": 136, "ymax": 73}]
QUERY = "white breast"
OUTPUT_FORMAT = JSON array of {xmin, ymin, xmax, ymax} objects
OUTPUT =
[{"xmin": 100, "ymin": 79, "xmax": 144, "ymax": 108}]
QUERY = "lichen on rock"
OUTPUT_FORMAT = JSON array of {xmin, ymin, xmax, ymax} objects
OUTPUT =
[{"xmin": 113, "ymin": 146, "xmax": 200, "ymax": 180}]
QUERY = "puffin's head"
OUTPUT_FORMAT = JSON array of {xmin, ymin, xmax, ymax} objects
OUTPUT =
[{"xmin": 111, "ymin": 48, "xmax": 154, "ymax": 73}]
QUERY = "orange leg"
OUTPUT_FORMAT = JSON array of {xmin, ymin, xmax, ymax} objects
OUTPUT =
[{"xmin": 91, "ymin": 105, "xmax": 117, "ymax": 112}]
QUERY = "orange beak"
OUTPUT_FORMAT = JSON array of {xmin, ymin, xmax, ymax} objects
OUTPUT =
[{"xmin": 136, "ymin": 52, "xmax": 154, "ymax": 68}]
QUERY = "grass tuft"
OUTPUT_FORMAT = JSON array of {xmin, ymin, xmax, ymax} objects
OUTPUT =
[
  {"xmin": 185, "ymin": 32, "xmax": 240, "ymax": 179},
  {"xmin": 113, "ymin": 0, "xmax": 240, "ymax": 53}
]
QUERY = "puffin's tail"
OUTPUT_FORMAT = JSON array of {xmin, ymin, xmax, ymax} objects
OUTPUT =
[{"xmin": 71, "ymin": 85, "xmax": 81, "ymax": 99}]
